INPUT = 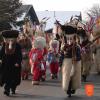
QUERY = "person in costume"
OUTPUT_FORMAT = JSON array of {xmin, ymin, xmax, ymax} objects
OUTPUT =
[
  {"xmin": 81, "ymin": 36, "xmax": 93, "ymax": 81},
  {"xmin": 60, "ymin": 25, "xmax": 81, "ymax": 97},
  {"xmin": 93, "ymin": 39, "xmax": 100, "ymax": 75},
  {"xmin": 18, "ymin": 33, "xmax": 32, "ymax": 80},
  {"xmin": 92, "ymin": 24, "xmax": 100, "ymax": 75},
  {"xmin": 29, "ymin": 36, "xmax": 46, "ymax": 85},
  {"xmin": 23, "ymin": 17, "xmax": 34, "ymax": 37},
  {"xmin": 0, "ymin": 30, "xmax": 22, "ymax": 96},
  {"xmin": 47, "ymin": 39, "xmax": 60, "ymax": 79},
  {"xmin": 40, "ymin": 47, "xmax": 48, "ymax": 81},
  {"xmin": 77, "ymin": 28, "xmax": 93, "ymax": 82}
]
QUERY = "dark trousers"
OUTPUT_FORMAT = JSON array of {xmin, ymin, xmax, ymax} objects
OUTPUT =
[
  {"xmin": 67, "ymin": 80, "xmax": 72, "ymax": 94},
  {"xmin": 4, "ymin": 81, "xmax": 17, "ymax": 93}
]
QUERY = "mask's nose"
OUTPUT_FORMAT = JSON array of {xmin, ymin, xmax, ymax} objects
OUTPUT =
[{"xmin": 9, "ymin": 41, "xmax": 12, "ymax": 49}]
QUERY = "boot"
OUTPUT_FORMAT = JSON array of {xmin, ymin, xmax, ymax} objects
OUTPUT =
[
  {"xmin": 11, "ymin": 89, "xmax": 15, "ymax": 94},
  {"xmin": 11, "ymin": 86, "xmax": 16, "ymax": 95},
  {"xmin": 12, "ymin": 90, "xmax": 15, "ymax": 94},
  {"xmin": 4, "ymin": 85, "xmax": 10, "ymax": 96},
  {"xmin": 4, "ymin": 90, "xmax": 9, "ymax": 96},
  {"xmin": 71, "ymin": 89, "xmax": 76, "ymax": 94},
  {"xmin": 51, "ymin": 74, "xmax": 55, "ymax": 79},
  {"xmin": 67, "ymin": 90, "xmax": 71, "ymax": 97},
  {"xmin": 82, "ymin": 75, "xmax": 87, "ymax": 82},
  {"xmin": 97, "ymin": 72, "xmax": 100, "ymax": 75},
  {"xmin": 54, "ymin": 74, "xmax": 58, "ymax": 79},
  {"xmin": 67, "ymin": 80, "xmax": 72, "ymax": 97},
  {"xmin": 40, "ymin": 76, "xmax": 45, "ymax": 82}
]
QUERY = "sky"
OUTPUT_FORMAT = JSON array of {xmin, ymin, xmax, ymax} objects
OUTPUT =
[
  {"xmin": 22, "ymin": 0, "xmax": 100, "ymax": 16},
  {"xmin": 36, "ymin": 11, "xmax": 80, "ymax": 29},
  {"xmin": 22, "ymin": 0, "xmax": 100, "ymax": 29}
]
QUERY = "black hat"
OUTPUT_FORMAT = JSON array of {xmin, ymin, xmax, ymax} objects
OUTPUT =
[
  {"xmin": 61, "ymin": 25, "xmax": 77, "ymax": 35},
  {"xmin": 1, "ymin": 30, "xmax": 19, "ymax": 38},
  {"xmin": 77, "ymin": 29, "xmax": 87, "ymax": 38}
]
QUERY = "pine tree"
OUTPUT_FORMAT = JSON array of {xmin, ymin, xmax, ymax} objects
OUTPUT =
[
  {"xmin": 0, "ymin": 0, "xmax": 22, "ymax": 31},
  {"xmin": 0, "ymin": 0, "xmax": 22, "ymax": 22},
  {"xmin": 87, "ymin": 4, "xmax": 100, "ymax": 17}
]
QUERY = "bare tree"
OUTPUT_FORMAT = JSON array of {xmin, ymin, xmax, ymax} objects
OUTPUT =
[{"xmin": 87, "ymin": 4, "xmax": 100, "ymax": 17}]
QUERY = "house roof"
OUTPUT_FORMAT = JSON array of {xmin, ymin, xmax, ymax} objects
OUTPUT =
[
  {"xmin": 17, "ymin": 5, "xmax": 32, "ymax": 16},
  {"xmin": 16, "ymin": 5, "xmax": 39, "ymax": 24},
  {"xmin": 45, "ymin": 28, "xmax": 53, "ymax": 33},
  {"xmin": 0, "ymin": 22, "xmax": 12, "ymax": 32}
]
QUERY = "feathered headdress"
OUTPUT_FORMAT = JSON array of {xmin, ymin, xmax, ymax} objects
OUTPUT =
[
  {"xmin": 93, "ymin": 16, "xmax": 100, "ymax": 37},
  {"xmin": 84, "ymin": 13, "xmax": 96, "ymax": 33},
  {"xmin": 77, "ymin": 28, "xmax": 87, "ymax": 39}
]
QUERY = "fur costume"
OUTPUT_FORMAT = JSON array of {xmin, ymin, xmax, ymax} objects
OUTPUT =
[
  {"xmin": 92, "ymin": 18, "xmax": 100, "ymax": 74},
  {"xmin": 33, "ymin": 36, "xmax": 46, "ymax": 49},
  {"xmin": 49, "ymin": 39, "xmax": 59, "ymax": 53},
  {"xmin": 0, "ymin": 30, "xmax": 22, "ymax": 96},
  {"xmin": 81, "ymin": 38, "xmax": 93, "ymax": 81},
  {"xmin": 77, "ymin": 28, "xmax": 93, "ymax": 81},
  {"xmin": 60, "ymin": 25, "xmax": 81, "ymax": 97},
  {"xmin": 47, "ymin": 39, "xmax": 59, "ymax": 79},
  {"xmin": 29, "ymin": 36, "xmax": 47, "ymax": 85},
  {"xmin": 18, "ymin": 34, "xmax": 32, "ymax": 80}
]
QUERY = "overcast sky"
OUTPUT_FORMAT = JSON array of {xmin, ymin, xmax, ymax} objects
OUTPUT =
[
  {"xmin": 22, "ymin": 0, "xmax": 100, "ymax": 17},
  {"xmin": 22, "ymin": 0, "xmax": 100, "ymax": 29},
  {"xmin": 36, "ymin": 11, "xmax": 80, "ymax": 29}
]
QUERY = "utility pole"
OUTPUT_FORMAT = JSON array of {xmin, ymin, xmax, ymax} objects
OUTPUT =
[{"xmin": 54, "ymin": 11, "xmax": 56, "ymax": 20}]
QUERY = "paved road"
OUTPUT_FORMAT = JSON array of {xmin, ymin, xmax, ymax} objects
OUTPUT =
[{"xmin": 0, "ymin": 70, "xmax": 100, "ymax": 100}]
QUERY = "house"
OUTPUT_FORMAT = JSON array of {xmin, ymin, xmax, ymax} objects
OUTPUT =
[
  {"xmin": 0, "ymin": 22, "xmax": 12, "ymax": 32},
  {"xmin": 45, "ymin": 28, "xmax": 53, "ymax": 33},
  {"xmin": 0, "ymin": 5, "xmax": 39, "ymax": 32},
  {"xmin": 16, "ymin": 5, "xmax": 39, "ymax": 28}
]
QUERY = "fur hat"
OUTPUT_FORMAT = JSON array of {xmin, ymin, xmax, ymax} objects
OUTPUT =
[
  {"xmin": 49, "ymin": 39, "xmax": 59, "ymax": 53},
  {"xmin": 77, "ymin": 28, "xmax": 87, "ymax": 39},
  {"xmin": 61, "ymin": 25, "xmax": 77, "ymax": 35},
  {"xmin": 1, "ymin": 30, "xmax": 19, "ymax": 38},
  {"xmin": 33, "ymin": 36, "xmax": 46, "ymax": 49}
]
